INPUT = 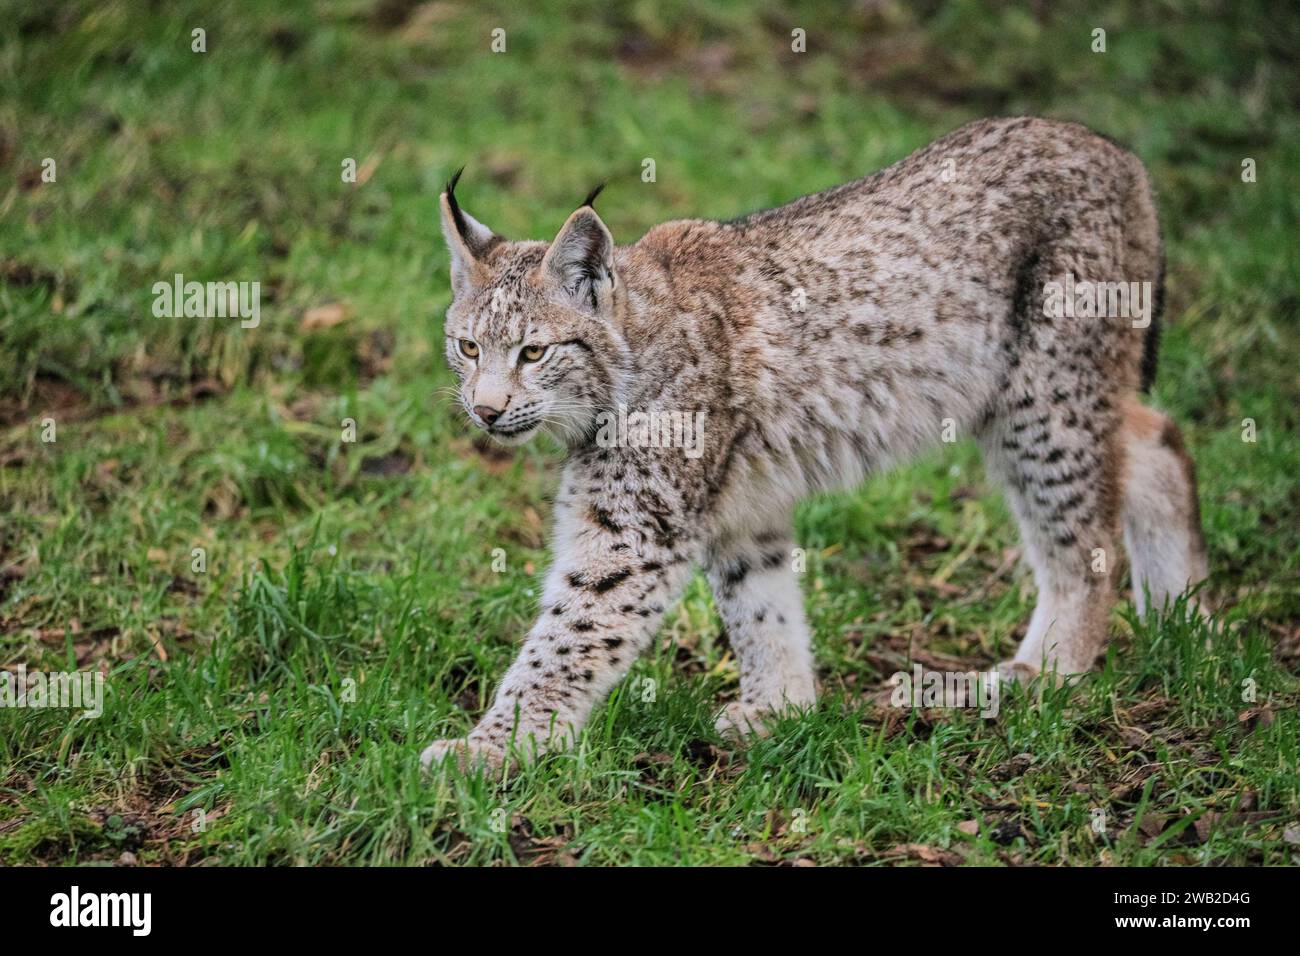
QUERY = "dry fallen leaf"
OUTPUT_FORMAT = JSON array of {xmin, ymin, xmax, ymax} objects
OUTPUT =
[
  {"xmin": 300, "ymin": 302, "xmax": 350, "ymax": 331},
  {"xmin": 886, "ymin": 843, "xmax": 963, "ymax": 866},
  {"xmin": 145, "ymin": 628, "xmax": 168, "ymax": 662},
  {"xmin": 1193, "ymin": 810, "xmax": 1278, "ymax": 844},
  {"xmin": 1137, "ymin": 813, "xmax": 1169, "ymax": 839},
  {"xmin": 1236, "ymin": 706, "xmax": 1276, "ymax": 732}
]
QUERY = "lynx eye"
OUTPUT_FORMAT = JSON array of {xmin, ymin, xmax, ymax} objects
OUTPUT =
[
  {"xmin": 520, "ymin": 344, "xmax": 546, "ymax": 364},
  {"xmin": 458, "ymin": 339, "xmax": 480, "ymax": 360}
]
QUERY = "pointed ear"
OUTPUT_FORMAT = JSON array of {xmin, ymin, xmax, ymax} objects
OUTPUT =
[
  {"xmin": 439, "ymin": 169, "xmax": 498, "ymax": 298},
  {"xmin": 541, "ymin": 204, "xmax": 616, "ymax": 314}
]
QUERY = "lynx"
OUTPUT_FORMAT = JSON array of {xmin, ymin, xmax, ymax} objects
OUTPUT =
[{"xmin": 423, "ymin": 117, "xmax": 1207, "ymax": 771}]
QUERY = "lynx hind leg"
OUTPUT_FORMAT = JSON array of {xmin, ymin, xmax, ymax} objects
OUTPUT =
[
  {"xmin": 981, "ymin": 410, "xmax": 1122, "ymax": 679},
  {"xmin": 705, "ymin": 526, "xmax": 816, "ymax": 736},
  {"xmin": 979, "ymin": 249, "xmax": 1135, "ymax": 677},
  {"xmin": 1119, "ymin": 399, "xmax": 1208, "ymax": 616}
]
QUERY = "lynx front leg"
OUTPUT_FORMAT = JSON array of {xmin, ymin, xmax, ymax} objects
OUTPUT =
[
  {"xmin": 423, "ymin": 457, "xmax": 700, "ymax": 771},
  {"xmin": 705, "ymin": 526, "xmax": 816, "ymax": 737}
]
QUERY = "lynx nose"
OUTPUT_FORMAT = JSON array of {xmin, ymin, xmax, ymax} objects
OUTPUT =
[{"xmin": 474, "ymin": 404, "xmax": 503, "ymax": 426}]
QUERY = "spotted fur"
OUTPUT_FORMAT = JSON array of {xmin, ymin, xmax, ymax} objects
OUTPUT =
[{"xmin": 422, "ymin": 117, "xmax": 1208, "ymax": 771}]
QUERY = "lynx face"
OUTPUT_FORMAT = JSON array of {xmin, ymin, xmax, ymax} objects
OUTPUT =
[
  {"xmin": 443, "ymin": 270, "xmax": 610, "ymax": 444},
  {"xmin": 440, "ymin": 175, "xmax": 625, "ymax": 446}
]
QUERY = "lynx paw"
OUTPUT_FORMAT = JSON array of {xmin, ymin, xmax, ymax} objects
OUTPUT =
[
  {"xmin": 995, "ymin": 660, "xmax": 1077, "ymax": 688},
  {"xmin": 995, "ymin": 660, "xmax": 1040, "ymax": 685},
  {"xmin": 715, "ymin": 702, "xmax": 774, "ymax": 738},
  {"xmin": 420, "ymin": 737, "xmax": 506, "ymax": 773},
  {"xmin": 715, "ymin": 697, "xmax": 814, "ymax": 738}
]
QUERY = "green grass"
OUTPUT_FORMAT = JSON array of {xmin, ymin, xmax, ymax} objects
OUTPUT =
[{"xmin": 1, "ymin": 0, "xmax": 1298, "ymax": 865}]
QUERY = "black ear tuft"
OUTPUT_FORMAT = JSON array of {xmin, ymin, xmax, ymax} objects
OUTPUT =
[
  {"xmin": 581, "ymin": 182, "xmax": 606, "ymax": 209},
  {"xmin": 445, "ymin": 166, "xmax": 469, "ymax": 239}
]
